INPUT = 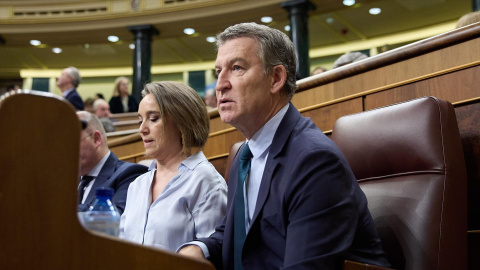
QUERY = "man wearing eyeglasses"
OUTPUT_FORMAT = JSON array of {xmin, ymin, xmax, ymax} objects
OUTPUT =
[{"xmin": 76, "ymin": 111, "xmax": 148, "ymax": 214}]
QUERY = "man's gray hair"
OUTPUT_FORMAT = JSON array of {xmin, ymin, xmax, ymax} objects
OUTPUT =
[
  {"xmin": 216, "ymin": 22, "xmax": 297, "ymax": 100},
  {"xmin": 66, "ymin": 66, "xmax": 81, "ymax": 88},
  {"xmin": 333, "ymin": 52, "xmax": 368, "ymax": 69},
  {"xmin": 93, "ymin": 99, "xmax": 108, "ymax": 111}
]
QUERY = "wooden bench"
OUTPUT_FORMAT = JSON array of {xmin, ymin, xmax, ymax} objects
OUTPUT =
[
  {"xmin": 112, "ymin": 119, "xmax": 139, "ymax": 131},
  {"xmin": 110, "ymin": 112, "xmax": 138, "ymax": 122}
]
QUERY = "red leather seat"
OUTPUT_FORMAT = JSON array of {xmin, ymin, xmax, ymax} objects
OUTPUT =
[{"xmin": 331, "ymin": 96, "xmax": 467, "ymax": 270}]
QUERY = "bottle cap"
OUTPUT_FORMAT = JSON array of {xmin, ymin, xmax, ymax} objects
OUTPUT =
[{"xmin": 95, "ymin": 187, "xmax": 114, "ymax": 197}]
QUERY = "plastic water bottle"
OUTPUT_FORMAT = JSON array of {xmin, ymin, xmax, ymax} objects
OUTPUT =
[{"xmin": 83, "ymin": 187, "xmax": 120, "ymax": 237}]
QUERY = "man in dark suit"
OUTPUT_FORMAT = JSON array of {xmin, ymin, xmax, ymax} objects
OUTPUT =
[
  {"xmin": 77, "ymin": 111, "xmax": 147, "ymax": 214},
  {"xmin": 178, "ymin": 23, "xmax": 390, "ymax": 269},
  {"xmin": 57, "ymin": 66, "xmax": 84, "ymax": 111}
]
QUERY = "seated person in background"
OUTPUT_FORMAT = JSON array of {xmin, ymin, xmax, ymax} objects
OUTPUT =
[
  {"xmin": 456, "ymin": 11, "xmax": 480, "ymax": 28},
  {"xmin": 77, "ymin": 111, "xmax": 148, "ymax": 214},
  {"xmin": 310, "ymin": 66, "xmax": 327, "ymax": 75},
  {"xmin": 120, "ymin": 81, "xmax": 227, "ymax": 252},
  {"xmin": 333, "ymin": 51, "xmax": 368, "ymax": 68},
  {"xmin": 93, "ymin": 99, "xmax": 115, "ymax": 132},
  {"xmin": 95, "ymin": 93, "xmax": 105, "ymax": 100},
  {"xmin": 204, "ymin": 88, "xmax": 217, "ymax": 110},
  {"xmin": 84, "ymin": 98, "xmax": 95, "ymax": 113},
  {"xmin": 178, "ymin": 22, "xmax": 389, "ymax": 269},
  {"xmin": 109, "ymin": 77, "xmax": 139, "ymax": 114}
]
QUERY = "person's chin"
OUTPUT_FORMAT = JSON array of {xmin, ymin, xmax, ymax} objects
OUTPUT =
[{"xmin": 219, "ymin": 113, "xmax": 236, "ymax": 125}]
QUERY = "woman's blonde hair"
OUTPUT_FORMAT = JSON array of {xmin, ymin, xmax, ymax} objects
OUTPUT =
[
  {"xmin": 112, "ymin": 76, "xmax": 129, "ymax": 97},
  {"xmin": 141, "ymin": 81, "xmax": 210, "ymax": 155}
]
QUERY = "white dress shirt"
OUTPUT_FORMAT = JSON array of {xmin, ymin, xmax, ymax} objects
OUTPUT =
[
  {"xmin": 119, "ymin": 151, "xmax": 227, "ymax": 252},
  {"xmin": 243, "ymin": 103, "xmax": 289, "ymax": 231}
]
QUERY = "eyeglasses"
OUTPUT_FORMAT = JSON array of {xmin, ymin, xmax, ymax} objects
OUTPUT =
[{"xmin": 81, "ymin": 133, "xmax": 93, "ymax": 141}]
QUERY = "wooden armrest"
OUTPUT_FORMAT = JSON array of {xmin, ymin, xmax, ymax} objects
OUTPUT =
[{"xmin": 344, "ymin": 260, "xmax": 394, "ymax": 270}]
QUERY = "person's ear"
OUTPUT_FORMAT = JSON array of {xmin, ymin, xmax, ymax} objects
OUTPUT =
[
  {"xmin": 270, "ymin": 65, "xmax": 287, "ymax": 95},
  {"xmin": 92, "ymin": 130, "xmax": 102, "ymax": 147}
]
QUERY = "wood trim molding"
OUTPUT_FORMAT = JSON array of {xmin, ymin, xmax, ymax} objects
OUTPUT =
[
  {"xmin": 107, "ymin": 132, "xmax": 141, "ymax": 147},
  {"xmin": 298, "ymin": 61, "xmax": 480, "ymax": 114},
  {"xmin": 453, "ymin": 97, "xmax": 480, "ymax": 107},
  {"xmin": 296, "ymin": 22, "xmax": 480, "ymax": 92},
  {"xmin": 209, "ymin": 127, "xmax": 237, "ymax": 138},
  {"xmin": 207, "ymin": 153, "xmax": 229, "ymax": 161},
  {"xmin": 119, "ymin": 152, "xmax": 145, "ymax": 161}
]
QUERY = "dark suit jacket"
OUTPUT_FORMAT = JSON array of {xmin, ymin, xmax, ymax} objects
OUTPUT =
[
  {"xmin": 109, "ymin": 95, "xmax": 139, "ymax": 114},
  {"xmin": 78, "ymin": 152, "xmax": 148, "ymax": 214},
  {"xmin": 65, "ymin": 89, "xmax": 84, "ymax": 111},
  {"xmin": 199, "ymin": 104, "xmax": 390, "ymax": 269}
]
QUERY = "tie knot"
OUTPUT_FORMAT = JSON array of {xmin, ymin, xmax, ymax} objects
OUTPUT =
[
  {"xmin": 240, "ymin": 143, "xmax": 253, "ymax": 160},
  {"xmin": 81, "ymin": 175, "xmax": 95, "ymax": 184}
]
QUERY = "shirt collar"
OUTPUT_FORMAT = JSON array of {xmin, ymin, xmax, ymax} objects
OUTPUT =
[
  {"xmin": 85, "ymin": 151, "xmax": 111, "ymax": 177},
  {"xmin": 62, "ymin": 88, "xmax": 74, "ymax": 98},
  {"xmin": 178, "ymin": 151, "xmax": 207, "ymax": 172},
  {"xmin": 247, "ymin": 103, "xmax": 289, "ymax": 159}
]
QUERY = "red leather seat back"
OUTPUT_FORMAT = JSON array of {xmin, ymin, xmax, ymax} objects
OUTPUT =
[{"xmin": 331, "ymin": 96, "xmax": 467, "ymax": 270}]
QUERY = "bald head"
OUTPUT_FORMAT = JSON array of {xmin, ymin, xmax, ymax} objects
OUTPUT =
[{"xmin": 76, "ymin": 111, "xmax": 109, "ymax": 176}]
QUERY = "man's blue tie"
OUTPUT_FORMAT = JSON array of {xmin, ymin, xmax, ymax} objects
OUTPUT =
[{"xmin": 234, "ymin": 143, "xmax": 253, "ymax": 270}]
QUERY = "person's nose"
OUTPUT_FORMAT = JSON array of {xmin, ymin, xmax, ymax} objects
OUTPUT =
[
  {"xmin": 139, "ymin": 120, "xmax": 148, "ymax": 135},
  {"xmin": 215, "ymin": 70, "xmax": 231, "ymax": 94}
]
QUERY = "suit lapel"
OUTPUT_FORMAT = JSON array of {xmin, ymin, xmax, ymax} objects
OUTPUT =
[
  {"xmin": 250, "ymin": 104, "xmax": 302, "ymax": 226},
  {"xmin": 85, "ymin": 153, "xmax": 118, "ymax": 204},
  {"xmin": 225, "ymin": 144, "xmax": 243, "ymax": 268}
]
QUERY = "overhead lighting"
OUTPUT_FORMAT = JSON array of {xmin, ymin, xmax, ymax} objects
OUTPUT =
[
  {"xmin": 184, "ymin": 28, "xmax": 195, "ymax": 35},
  {"xmin": 369, "ymin": 8, "xmax": 381, "ymax": 15},
  {"xmin": 206, "ymin": 36, "xmax": 216, "ymax": 43},
  {"xmin": 129, "ymin": 43, "xmax": 135, "ymax": 49},
  {"xmin": 343, "ymin": 0, "xmax": 355, "ymax": 6},
  {"xmin": 108, "ymin": 35, "xmax": 119, "ymax": 42},
  {"xmin": 30, "ymin": 40, "xmax": 41, "ymax": 46},
  {"xmin": 52, "ymin": 48, "xmax": 62, "ymax": 54},
  {"xmin": 261, "ymin": 16, "xmax": 273, "ymax": 23},
  {"xmin": 284, "ymin": 25, "xmax": 291, "ymax": 31}
]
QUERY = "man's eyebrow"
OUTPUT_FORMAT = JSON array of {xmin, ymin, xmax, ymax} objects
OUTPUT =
[{"xmin": 216, "ymin": 57, "xmax": 248, "ymax": 69}]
